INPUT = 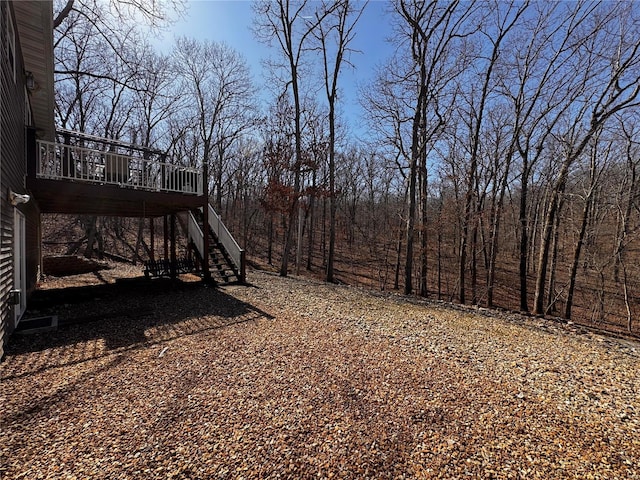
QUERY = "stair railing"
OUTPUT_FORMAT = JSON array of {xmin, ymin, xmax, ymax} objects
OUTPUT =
[
  {"xmin": 187, "ymin": 211, "xmax": 205, "ymax": 259},
  {"xmin": 187, "ymin": 204, "xmax": 245, "ymax": 283},
  {"xmin": 207, "ymin": 204, "xmax": 245, "ymax": 283}
]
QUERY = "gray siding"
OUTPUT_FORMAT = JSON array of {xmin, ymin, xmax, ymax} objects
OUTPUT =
[{"xmin": 1, "ymin": 0, "xmax": 37, "ymax": 359}]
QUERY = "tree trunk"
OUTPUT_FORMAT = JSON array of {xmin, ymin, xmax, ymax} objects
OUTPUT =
[
  {"xmin": 459, "ymin": 195, "xmax": 470, "ymax": 304},
  {"xmin": 267, "ymin": 215, "xmax": 274, "ymax": 265},
  {"xmin": 296, "ymin": 199, "xmax": 305, "ymax": 275},
  {"xmin": 533, "ymin": 198, "xmax": 556, "ymax": 315},
  {"xmin": 534, "ymin": 155, "xmax": 571, "ymax": 315},
  {"xmin": 470, "ymin": 220, "xmax": 478, "ymax": 305},
  {"xmin": 621, "ymin": 261, "xmax": 632, "ymax": 333},
  {"xmin": 613, "ymin": 156, "xmax": 636, "ymax": 282},
  {"xmin": 307, "ymin": 189, "xmax": 315, "ymax": 271},
  {"xmin": 487, "ymin": 153, "xmax": 511, "ymax": 308},
  {"xmin": 394, "ymin": 214, "xmax": 403, "ymax": 291},
  {"xmin": 404, "ymin": 152, "xmax": 418, "ymax": 295},
  {"xmin": 419, "ymin": 164, "xmax": 428, "ymax": 297},
  {"xmin": 134, "ymin": 217, "xmax": 144, "ymax": 265},
  {"xmin": 326, "ymin": 110, "xmax": 337, "ymax": 282},
  {"xmin": 84, "ymin": 216, "xmax": 98, "ymax": 259},
  {"xmin": 565, "ymin": 195, "xmax": 591, "ymax": 319},
  {"xmin": 546, "ymin": 199, "xmax": 563, "ymax": 314},
  {"xmin": 518, "ymin": 162, "xmax": 530, "ymax": 312}
]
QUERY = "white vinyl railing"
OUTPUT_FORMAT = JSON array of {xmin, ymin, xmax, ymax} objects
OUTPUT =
[
  {"xmin": 207, "ymin": 203, "xmax": 244, "ymax": 274},
  {"xmin": 36, "ymin": 139, "xmax": 202, "ymax": 195},
  {"xmin": 187, "ymin": 211, "xmax": 205, "ymax": 258}
]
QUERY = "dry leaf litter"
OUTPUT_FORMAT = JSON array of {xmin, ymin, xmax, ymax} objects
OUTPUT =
[{"xmin": 1, "ymin": 269, "xmax": 639, "ymax": 479}]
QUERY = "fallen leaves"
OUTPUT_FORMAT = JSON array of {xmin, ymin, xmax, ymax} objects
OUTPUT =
[{"xmin": 0, "ymin": 269, "xmax": 639, "ymax": 478}]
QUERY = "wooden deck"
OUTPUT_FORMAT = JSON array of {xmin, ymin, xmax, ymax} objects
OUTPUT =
[
  {"xmin": 27, "ymin": 176, "xmax": 203, "ymax": 217},
  {"xmin": 25, "ymin": 129, "xmax": 245, "ymax": 284},
  {"xmin": 27, "ymin": 129, "xmax": 205, "ymax": 217}
]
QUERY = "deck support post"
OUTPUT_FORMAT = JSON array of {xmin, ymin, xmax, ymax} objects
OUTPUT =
[
  {"xmin": 202, "ymin": 160, "xmax": 211, "ymax": 283},
  {"xmin": 163, "ymin": 215, "xmax": 169, "ymax": 261},
  {"xmin": 150, "ymin": 217, "xmax": 155, "ymax": 262},
  {"xmin": 170, "ymin": 213, "xmax": 177, "ymax": 280}
]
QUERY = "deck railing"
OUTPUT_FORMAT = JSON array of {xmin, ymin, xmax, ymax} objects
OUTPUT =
[{"xmin": 36, "ymin": 138, "xmax": 202, "ymax": 195}]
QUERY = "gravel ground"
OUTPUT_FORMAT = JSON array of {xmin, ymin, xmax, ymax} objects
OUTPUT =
[{"xmin": 1, "ymin": 269, "xmax": 639, "ymax": 479}]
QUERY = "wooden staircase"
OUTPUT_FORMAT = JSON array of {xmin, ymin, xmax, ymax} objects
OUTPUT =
[
  {"xmin": 207, "ymin": 234, "xmax": 241, "ymax": 284},
  {"xmin": 188, "ymin": 204, "xmax": 245, "ymax": 284}
]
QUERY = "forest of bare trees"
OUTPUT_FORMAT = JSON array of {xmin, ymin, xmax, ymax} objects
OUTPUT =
[{"xmin": 48, "ymin": 0, "xmax": 640, "ymax": 336}]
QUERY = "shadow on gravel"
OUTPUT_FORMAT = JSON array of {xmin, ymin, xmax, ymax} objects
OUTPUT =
[{"xmin": 2, "ymin": 277, "xmax": 274, "ymax": 380}]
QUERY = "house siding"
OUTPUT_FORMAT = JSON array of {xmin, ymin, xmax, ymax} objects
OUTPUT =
[{"xmin": 1, "ymin": 0, "xmax": 39, "ymax": 359}]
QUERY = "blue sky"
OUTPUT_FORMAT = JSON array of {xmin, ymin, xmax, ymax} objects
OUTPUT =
[{"xmin": 154, "ymin": 0, "xmax": 395, "ymax": 136}]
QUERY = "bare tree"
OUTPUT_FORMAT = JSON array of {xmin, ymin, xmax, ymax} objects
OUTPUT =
[
  {"xmin": 496, "ymin": 1, "xmax": 606, "ymax": 312},
  {"xmin": 368, "ymin": 0, "xmax": 477, "ymax": 295},
  {"xmin": 259, "ymin": 95, "xmax": 296, "ymax": 267},
  {"xmin": 310, "ymin": 0, "xmax": 367, "ymax": 282},
  {"xmin": 54, "ymin": 4, "xmax": 147, "ymax": 258},
  {"xmin": 173, "ymin": 38, "xmax": 254, "ymax": 196},
  {"xmin": 129, "ymin": 48, "xmax": 181, "ymax": 150},
  {"xmin": 54, "ymin": 0, "xmax": 185, "ymax": 31},
  {"xmin": 457, "ymin": 0, "xmax": 528, "ymax": 304},
  {"xmin": 52, "ymin": 0, "xmax": 187, "ymax": 261},
  {"xmin": 533, "ymin": 1, "xmax": 640, "ymax": 315},
  {"xmin": 253, "ymin": 0, "xmax": 336, "ymax": 276},
  {"xmin": 612, "ymin": 115, "xmax": 640, "ymax": 284},
  {"xmin": 563, "ymin": 132, "xmax": 610, "ymax": 319},
  {"xmin": 54, "ymin": 0, "xmax": 184, "ymax": 90}
]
